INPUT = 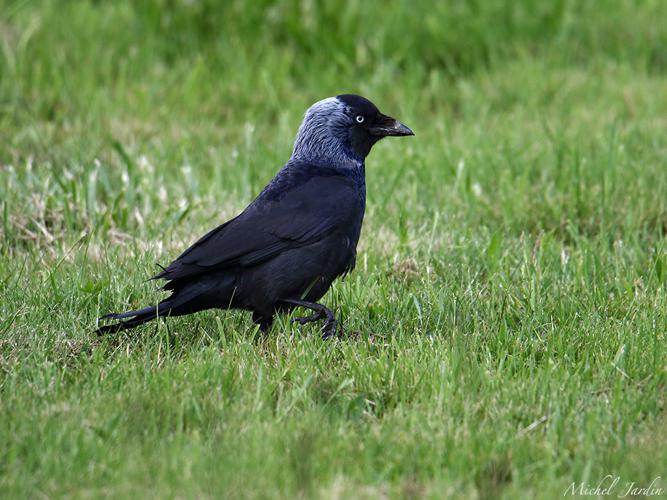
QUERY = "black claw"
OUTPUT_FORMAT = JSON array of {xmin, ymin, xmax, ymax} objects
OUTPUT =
[
  {"xmin": 280, "ymin": 298, "xmax": 341, "ymax": 338},
  {"xmin": 321, "ymin": 319, "xmax": 338, "ymax": 339},
  {"xmin": 290, "ymin": 312, "xmax": 323, "ymax": 326}
]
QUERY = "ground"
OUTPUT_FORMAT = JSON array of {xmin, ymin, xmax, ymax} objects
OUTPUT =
[{"xmin": 1, "ymin": 1, "xmax": 666, "ymax": 498}]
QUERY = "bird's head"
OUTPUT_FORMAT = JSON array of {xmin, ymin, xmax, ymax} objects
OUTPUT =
[{"xmin": 292, "ymin": 94, "xmax": 413, "ymax": 165}]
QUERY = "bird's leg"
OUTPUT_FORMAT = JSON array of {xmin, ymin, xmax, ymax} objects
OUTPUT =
[
  {"xmin": 252, "ymin": 311, "xmax": 273, "ymax": 332},
  {"xmin": 280, "ymin": 299, "xmax": 338, "ymax": 338}
]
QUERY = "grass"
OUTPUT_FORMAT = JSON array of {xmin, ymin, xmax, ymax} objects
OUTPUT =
[{"xmin": 1, "ymin": 0, "xmax": 666, "ymax": 498}]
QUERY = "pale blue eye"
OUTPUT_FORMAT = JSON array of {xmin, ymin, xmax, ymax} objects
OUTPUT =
[{"xmin": 355, "ymin": 115, "xmax": 364, "ymax": 123}]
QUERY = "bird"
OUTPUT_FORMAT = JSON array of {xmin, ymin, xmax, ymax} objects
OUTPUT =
[{"xmin": 97, "ymin": 94, "xmax": 413, "ymax": 337}]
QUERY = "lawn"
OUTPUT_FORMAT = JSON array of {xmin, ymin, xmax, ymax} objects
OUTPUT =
[{"xmin": 1, "ymin": 0, "xmax": 666, "ymax": 498}]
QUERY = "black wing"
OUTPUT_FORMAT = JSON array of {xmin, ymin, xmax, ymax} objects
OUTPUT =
[{"xmin": 154, "ymin": 172, "xmax": 362, "ymax": 288}]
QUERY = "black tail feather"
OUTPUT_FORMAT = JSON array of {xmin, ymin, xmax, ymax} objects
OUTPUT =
[
  {"xmin": 96, "ymin": 281, "xmax": 218, "ymax": 335},
  {"xmin": 96, "ymin": 305, "xmax": 163, "ymax": 335}
]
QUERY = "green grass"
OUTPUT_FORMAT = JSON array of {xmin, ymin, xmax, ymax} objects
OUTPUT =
[{"xmin": 1, "ymin": 0, "xmax": 666, "ymax": 498}]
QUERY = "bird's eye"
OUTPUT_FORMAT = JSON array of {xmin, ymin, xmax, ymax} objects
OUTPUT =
[{"xmin": 355, "ymin": 115, "xmax": 365, "ymax": 124}]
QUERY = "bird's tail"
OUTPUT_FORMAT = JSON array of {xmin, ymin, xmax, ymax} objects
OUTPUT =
[
  {"xmin": 97, "ymin": 275, "xmax": 233, "ymax": 334},
  {"xmin": 96, "ymin": 303, "xmax": 167, "ymax": 334}
]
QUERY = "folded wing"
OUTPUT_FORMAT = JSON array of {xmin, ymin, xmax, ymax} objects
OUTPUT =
[{"xmin": 154, "ymin": 172, "xmax": 361, "ymax": 289}]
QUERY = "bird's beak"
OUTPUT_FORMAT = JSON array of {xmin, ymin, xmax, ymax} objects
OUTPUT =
[{"xmin": 369, "ymin": 113, "xmax": 414, "ymax": 137}]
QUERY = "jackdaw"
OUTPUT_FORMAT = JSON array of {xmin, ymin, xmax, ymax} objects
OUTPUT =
[{"xmin": 98, "ymin": 94, "xmax": 413, "ymax": 337}]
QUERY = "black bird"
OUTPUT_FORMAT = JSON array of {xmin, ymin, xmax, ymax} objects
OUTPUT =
[{"xmin": 98, "ymin": 95, "xmax": 413, "ymax": 337}]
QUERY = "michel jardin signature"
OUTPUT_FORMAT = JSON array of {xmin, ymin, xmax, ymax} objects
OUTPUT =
[{"xmin": 564, "ymin": 475, "xmax": 663, "ymax": 497}]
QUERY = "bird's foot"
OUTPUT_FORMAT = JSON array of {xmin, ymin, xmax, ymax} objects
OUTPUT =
[
  {"xmin": 321, "ymin": 317, "xmax": 340, "ymax": 339},
  {"xmin": 280, "ymin": 298, "xmax": 341, "ymax": 339},
  {"xmin": 291, "ymin": 311, "xmax": 340, "ymax": 339},
  {"xmin": 290, "ymin": 311, "xmax": 324, "ymax": 326}
]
